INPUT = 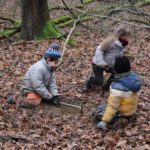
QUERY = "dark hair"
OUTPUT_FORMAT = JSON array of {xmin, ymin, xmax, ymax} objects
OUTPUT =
[
  {"xmin": 114, "ymin": 56, "xmax": 131, "ymax": 74},
  {"xmin": 116, "ymin": 25, "xmax": 130, "ymax": 37}
]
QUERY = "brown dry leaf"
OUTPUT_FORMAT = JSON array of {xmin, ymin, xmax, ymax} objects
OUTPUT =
[
  {"xmin": 13, "ymin": 70, "xmax": 21, "ymax": 76},
  {"xmin": 116, "ymin": 140, "xmax": 127, "ymax": 148},
  {"xmin": 0, "ymin": 2, "xmax": 150, "ymax": 149}
]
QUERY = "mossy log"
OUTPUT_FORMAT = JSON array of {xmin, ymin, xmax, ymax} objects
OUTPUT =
[
  {"xmin": 52, "ymin": 16, "xmax": 72, "ymax": 24},
  {"xmin": 0, "ymin": 14, "xmax": 93, "ymax": 40},
  {"xmin": 0, "ymin": 20, "xmax": 21, "ymax": 40},
  {"xmin": 0, "ymin": 16, "xmax": 74, "ymax": 40},
  {"xmin": 0, "ymin": 28, "xmax": 21, "ymax": 40},
  {"xmin": 56, "ymin": 16, "xmax": 92, "ymax": 28}
]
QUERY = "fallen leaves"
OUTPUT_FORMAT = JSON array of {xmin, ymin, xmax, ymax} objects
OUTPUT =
[{"xmin": 0, "ymin": 11, "xmax": 150, "ymax": 150}]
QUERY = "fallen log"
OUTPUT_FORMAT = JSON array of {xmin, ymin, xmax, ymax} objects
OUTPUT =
[{"xmin": 0, "ymin": 27, "xmax": 21, "ymax": 40}]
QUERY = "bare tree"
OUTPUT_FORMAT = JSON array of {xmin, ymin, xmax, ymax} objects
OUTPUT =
[{"xmin": 21, "ymin": 0, "xmax": 49, "ymax": 40}]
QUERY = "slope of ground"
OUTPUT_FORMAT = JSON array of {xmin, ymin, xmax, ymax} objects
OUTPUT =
[
  {"xmin": 0, "ymin": 1, "xmax": 150, "ymax": 149},
  {"xmin": 0, "ymin": 27, "xmax": 150, "ymax": 149}
]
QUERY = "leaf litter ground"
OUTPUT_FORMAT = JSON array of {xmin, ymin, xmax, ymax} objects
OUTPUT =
[{"xmin": 0, "ymin": 15, "xmax": 150, "ymax": 150}]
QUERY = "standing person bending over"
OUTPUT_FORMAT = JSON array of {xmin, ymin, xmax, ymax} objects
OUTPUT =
[
  {"xmin": 97, "ymin": 56, "xmax": 141, "ymax": 130},
  {"xmin": 7, "ymin": 44, "xmax": 62, "ymax": 107},
  {"xmin": 83, "ymin": 26, "xmax": 129, "ymax": 92}
]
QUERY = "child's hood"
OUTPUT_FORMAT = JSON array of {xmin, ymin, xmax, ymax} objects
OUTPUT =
[{"xmin": 114, "ymin": 72, "xmax": 141, "ymax": 92}]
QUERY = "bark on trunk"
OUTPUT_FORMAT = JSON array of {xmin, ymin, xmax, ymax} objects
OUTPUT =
[{"xmin": 21, "ymin": 0, "xmax": 49, "ymax": 40}]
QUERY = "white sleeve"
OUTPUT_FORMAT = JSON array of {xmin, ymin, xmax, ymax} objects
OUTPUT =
[{"xmin": 93, "ymin": 45, "xmax": 107, "ymax": 66}]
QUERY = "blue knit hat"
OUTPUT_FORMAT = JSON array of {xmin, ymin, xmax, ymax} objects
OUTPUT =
[{"xmin": 44, "ymin": 44, "xmax": 62, "ymax": 58}]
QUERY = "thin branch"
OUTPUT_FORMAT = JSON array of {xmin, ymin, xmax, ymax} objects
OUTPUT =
[
  {"xmin": 69, "ymin": 6, "xmax": 150, "ymax": 29},
  {"xmin": 91, "ymin": 14, "xmax": 150, "ymax": 29},
  {"xmin": 125, "ymin": 19, "xmax": 150, "ymax": 26},
  {"xmin": 108, "ymin": 8, "xmax": 150, "ymax": 17},
  {"xmin": 60, "ymin": 0, "xmax": 96, "ymax": 30},
  {"xmin": 0, "ymin": 135, "xmax": 28, "ymax": 141},
  {"xmin": 0, "ymin": 16, "xmax": 15, "ymax": 23},
  {"xmin": 61, "ymin": 0, "xmax": 77, "ymax": 19},
  {"xmin": 57, "ymin": 16, "xmax": 80, "ymax": 66},
  {"xmin": 58, "ymin": 1, "xmax": 96, "ymax": 66}
]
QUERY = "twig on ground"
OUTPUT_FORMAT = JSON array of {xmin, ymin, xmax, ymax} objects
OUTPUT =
[
  {"xmin": 0, "ymin": 135, "xmax": 28, "ymax": 142},
  {"xmin": 108, "ymin": 8, "xmax": 150, "ymax": 18},
  {"xmin": 69, "ymin": 7, "xmax": 150, "ymax": 29},
  {"xmin": 0, "ymin": 16, "xmax": 15, "ymax": 23}
]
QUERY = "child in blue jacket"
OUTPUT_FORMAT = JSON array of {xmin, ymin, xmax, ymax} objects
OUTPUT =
[{"xmin": 96, "ymin": 56, "xmax": 141, "ymax": 130}]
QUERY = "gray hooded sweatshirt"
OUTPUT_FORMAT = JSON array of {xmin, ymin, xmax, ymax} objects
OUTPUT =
[
  {"xmin": 21, "ymin": 58, "xmax": 59, "ymax": 99},
  {"xmin": 93, "ymin": 40, "xmax": 124, "ymax": 67}
]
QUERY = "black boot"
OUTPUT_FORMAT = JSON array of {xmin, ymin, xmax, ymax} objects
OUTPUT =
[{"xmin": 82, "ymin": 80, "xmax": 92, "ymax": 93}]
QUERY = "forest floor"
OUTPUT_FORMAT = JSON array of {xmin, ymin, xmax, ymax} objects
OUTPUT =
[{"xmin": 0, "ymin": 0, "xmax": 150, "ymax": 149}]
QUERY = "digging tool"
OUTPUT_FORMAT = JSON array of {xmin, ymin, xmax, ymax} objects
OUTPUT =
[
  {"xmin": 43, "ymin": 100, "xmax": 83, "ymax": 115},
  {"xmin": 60, "ymin": 101, "xmax": 83, "ymax": 114}
]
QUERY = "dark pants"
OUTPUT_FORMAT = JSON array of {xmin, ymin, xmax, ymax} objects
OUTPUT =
[{"xmin": 86, "ymin": 63, "xmax": 114, "ymax": 90}]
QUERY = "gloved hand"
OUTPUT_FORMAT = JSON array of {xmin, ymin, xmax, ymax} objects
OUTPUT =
[
  {"xmin": 51, "ymin": 95, "xmax": 61, "ymax": 107},
  {"xmin": 97, "ymin": 121, "xmax": 107, "ymax": 130}
]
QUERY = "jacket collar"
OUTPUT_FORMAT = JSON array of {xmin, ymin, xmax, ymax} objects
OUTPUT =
[
  {"xmin": 114, "ymin": 71, "xmax": 132, "ymax": 79},
  {"xmin": 114, "ymin": 40, "xmax": 123, "ymax": 48}
]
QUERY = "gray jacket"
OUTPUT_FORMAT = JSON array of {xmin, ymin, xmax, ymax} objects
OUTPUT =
[
  {"xmin": 21, "ymin": 58, "xmax": 59, "ymax": 99},
  {"xmin": 93, "ymin": 40, "xmax": 124, "ymax": 66}
]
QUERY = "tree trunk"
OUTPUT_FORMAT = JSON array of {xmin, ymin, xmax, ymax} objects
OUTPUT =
[{"xmin": 21, "ymin": 0, "xmax": 49, "ymax": 40}]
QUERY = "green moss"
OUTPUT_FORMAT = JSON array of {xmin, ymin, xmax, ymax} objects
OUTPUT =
[
  {"xmin": 14, "ymin": 20, "xmax": 21, "ymax": 27},
  {"xmin": 58, "ymin": 19, "xmax": 75, "ymax": 28},
  {"xmin": 0, "ymin": 20, "xmax": 21, "ymax": 38},
  {"xmin": 52, "ymin": 16, "xmax": 72, "ymax": 24},
  {"xmin": 74, "ymin": 32, "xmax": 81, "ymax": 36},
  {"xmin": 136, "ymin": 0, "xmax": 150, "ymax": 6},
  {"xmin": 57, "ymin": 16, "xmax": 92, "ymax": 28},
  {"xmin": 40, "ymin": 21, "xmax": 63, "ymax": 39},
  {"xmin": 67, "ymin": 38, "xmax": 77, "ymax": 47},
  {"xmin": 0, "ymin": 29, "xmax": 17, "ymax": 37},
  {"xmin": 82, "ymin": 16, "xmax": 92, "ymax": 21},
  {"xmin": 83, "ymin": 0, "xmax": 94, "ymax": 5}
]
